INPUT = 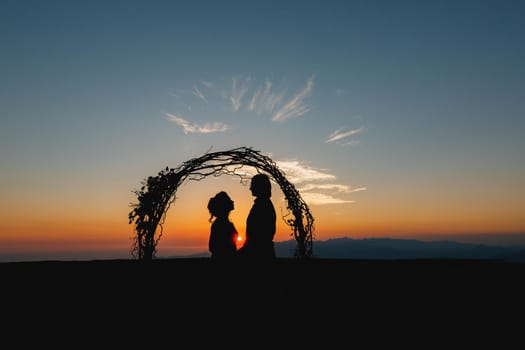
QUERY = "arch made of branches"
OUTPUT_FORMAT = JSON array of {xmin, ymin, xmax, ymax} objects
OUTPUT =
[{"xmin": 128, "ymin": 147, "xmax": 314, "ymax": 260}]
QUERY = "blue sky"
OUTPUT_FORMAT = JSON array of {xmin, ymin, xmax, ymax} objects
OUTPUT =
[{"xmin": 1, "ymin": 0, "xmax": 524, "ymax": 260}]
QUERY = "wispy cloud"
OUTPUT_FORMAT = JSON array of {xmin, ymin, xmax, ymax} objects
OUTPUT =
[
  {"xmin": 171, "ymin": 75, "xmax": 315, "ymax": 123},
  {"xmin": 326, "ymin": 126, "xmax": 364, "ymax": 144},
  {"xmin": 192, "ymin": 86, "xmax": 208, "ymax": 103},
  {"xmin": 166, "ymin": 113, "xmax": 230, "ymax": 134},
  {"xmin": 272, "ymin": 76, "xmax": 314, "ymax": 122},
  {"xmin": 276, "ymin": 159, "xmax": 365, "ymax": 205},
  {"xmin": 298, "ymin": 184, "xmax": 367, "ymax": 193},
  {"xmin": 249, "ymin": 80, "xmax": 283, "ymax": 115},
  {"xmin": 300, "ymin": 193, "xmax": 354, "ymax": 205},
  {"xmin": 230, "ymin": 76, "xmax": 251, "ymax": 112},
  {"xmin": 276, "ymin": 160, "xmax": 335, "ymax": 184}
]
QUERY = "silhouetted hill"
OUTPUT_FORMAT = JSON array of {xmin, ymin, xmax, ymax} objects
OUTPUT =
[{"xmin": 275, "ymin": 237, "xmax": 525, "ymax": 261}]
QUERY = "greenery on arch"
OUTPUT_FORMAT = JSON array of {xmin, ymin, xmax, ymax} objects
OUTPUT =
[{"xmin": 128, "ymin": 147, "xmax": 314, "ymax": 260}]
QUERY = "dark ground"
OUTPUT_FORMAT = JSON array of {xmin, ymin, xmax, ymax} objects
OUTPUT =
[{"xmin": 2, "ymin": 258, "xmax": 524, "ymax": 344}]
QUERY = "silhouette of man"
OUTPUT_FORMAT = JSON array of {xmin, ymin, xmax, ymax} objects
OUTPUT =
[
  {"xmin": 207, "ymin": 191, "xmax": 238, "ymax": 259},
  {"xmin": 239, "ymin": 173, "xmax": 277, "ymax": 259}
]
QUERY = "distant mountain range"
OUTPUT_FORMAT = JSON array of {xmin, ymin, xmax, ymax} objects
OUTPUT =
[
  {"xmin": 176, "ymin": 237, "xmax": 525, "ymax": 262},
  {"xmin": 274, "ymin": 237, "xmax": 525, "ymax": 262}
]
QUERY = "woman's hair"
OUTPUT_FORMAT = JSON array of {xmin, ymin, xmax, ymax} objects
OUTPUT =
[
  {"xmin": 207, "ymin": 191, "xmax": 234, "ymax": 221},
  {"xmin": 250, "ymin": 173, "xmax": 272, "ymax": 197}
]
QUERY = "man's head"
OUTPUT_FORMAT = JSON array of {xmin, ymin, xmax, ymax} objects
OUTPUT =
[{"xmin": 250, "ymin": 173, "xmax": 272, "ymax": 198}]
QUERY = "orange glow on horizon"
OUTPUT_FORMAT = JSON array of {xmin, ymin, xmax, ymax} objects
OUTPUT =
[{"xmin": 2, "ymin": 172, "xmax": 525, "ymax": 261}]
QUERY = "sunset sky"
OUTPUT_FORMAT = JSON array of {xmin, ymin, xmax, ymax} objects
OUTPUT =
[{"xmin": 1, "ymin": 0, "xmax": 524, "ymax": 261}]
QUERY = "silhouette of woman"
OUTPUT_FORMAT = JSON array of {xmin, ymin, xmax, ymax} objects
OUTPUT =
[
  {"xmin": 238, "ymin": 173, "xmax": 277, "ymax": 259},
  {"xmin": 207, "ymin": 191, "xmax": 238, "ymax": 259}
]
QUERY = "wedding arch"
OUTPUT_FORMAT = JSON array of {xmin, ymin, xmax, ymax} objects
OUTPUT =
[{"xmin": 128, "ymin": 146, "xmax": 314, "ymax": 260}]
